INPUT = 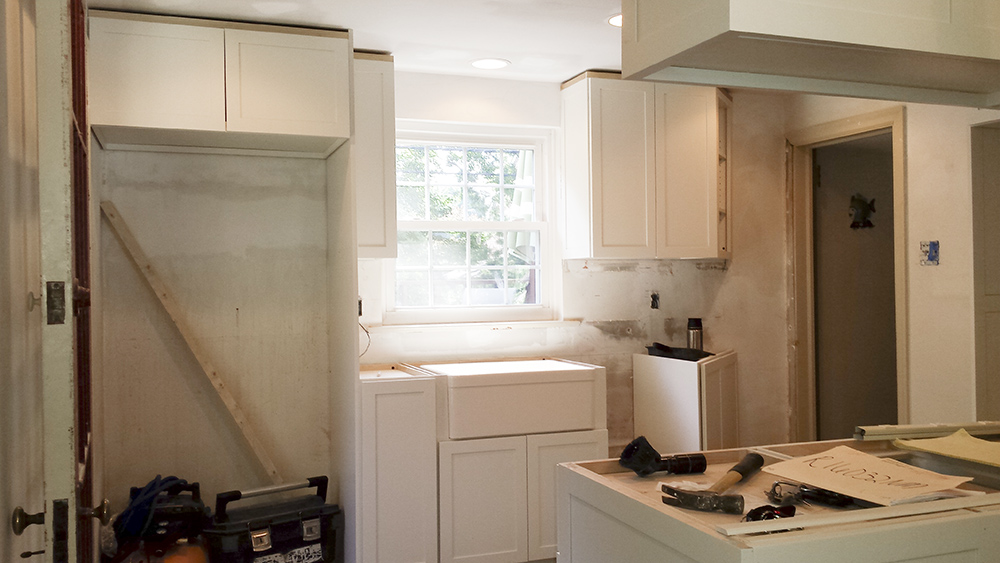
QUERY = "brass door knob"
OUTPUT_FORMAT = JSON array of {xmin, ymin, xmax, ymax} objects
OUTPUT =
[
  {"xmin": 11, "ymin": 506, "xmax": 44, "ymax": 536},
  {"xmin": 79, "ymin": 499, "xmax": 112, "ymax": 526}
]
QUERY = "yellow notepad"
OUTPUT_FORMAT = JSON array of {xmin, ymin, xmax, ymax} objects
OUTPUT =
[{"xmin": 894, "ymin": 428, "xmax": 1000, "ymax": 468}]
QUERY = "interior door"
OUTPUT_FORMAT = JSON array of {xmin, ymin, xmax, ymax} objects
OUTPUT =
[{"xmin": 1, "ymin": 1, "xmax": 45, "ymax": 560}]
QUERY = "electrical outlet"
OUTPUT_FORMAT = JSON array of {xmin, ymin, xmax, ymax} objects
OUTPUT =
[{"xmin": 920, "ymin": 241, "xmax": 940, "ymax": 266}]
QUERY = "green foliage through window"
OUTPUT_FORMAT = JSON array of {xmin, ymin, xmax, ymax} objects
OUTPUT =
[{"xmin": 395, "ymin": 143, "xmax": 541, "ymax": 309}]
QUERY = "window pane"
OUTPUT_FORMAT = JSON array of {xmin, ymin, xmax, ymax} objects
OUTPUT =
[
  {"xmin": 429, "ymin": 185, "xmax": 462, "ymax": 220},
  {"xmin": 431, "ymin": 231, "xmax": 467, "ymax": 266},
  {"xmin": 505, "ymin": 187, "xmax": 534, "ymax": 221},
  {"xmin": 429, "ymin": 147, "xmax": 464, "ymax": 184},
  {"xmin": 470, "ymin": 268, "xmax": 505, "ymax": 305},
  {"xmin": 396, "ymin": 270, "xmax": 429, "ymax": 307},
  {"xmin": 470, "ymin": 231, "xmax": 504, "ymax": 266},
  {"xmin": 507, "ymin": 267, "xmax": 539, "ymax": 305},
  {"xmin": 503, "ymin": 149, "xmax": 534, "ymax": 186},
  {"xmin": 432, "ymin": 269, "xmax": 466, "ymax": 307},
  {"xmin": 506, "ymin": 231, "xmax": 539, "ymax": 265},
  {"xmin": 396, "ymin": 146, "xmax": 426, "ymax": 182},
  {"xmin": 468, "ymin": 186, "xmax": 501, "ymax": 221},
  {"xmin": 397, "ymin": 184, "xmax": 426, "ymax": 221},
  {"xmin": 397, "ymin": 230, "xmax": 429, "ymax": 267},
  {"xmin": 468, "ymin": 149, "xmax": 501, "ymax": 184}
]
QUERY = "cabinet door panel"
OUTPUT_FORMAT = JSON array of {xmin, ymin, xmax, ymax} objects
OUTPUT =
[
  {"xmin": 354, "ymin": 57, "xmax": 397, "ymax": 258},
  {"xmin": 225, "ymin": 29, "xmax": 350, "ymax": 137},
  {"xmin": 591, "ymin": 80, "xmax": 657, "ymax": 258},
  {"xmin": 439, "ymin": 437, "xmax": 528, "ymax": 563},
  {"xmin": 655, "ymin": 84, "xmax": 720, "ymax": 258},
  {"xmin": 527, "ymin": 430, "xmax": 608, "ymax": 560},
  {"xmin": 698, "ymin": 351, "xmax": 739, "ymax": 450},
  {"xmin": 361, "ymin": 378, "xmax": 437, "ymax": 563},
  {"xmin": 89, "ymin": 16, "xmax": 226, "ymax": 131}
]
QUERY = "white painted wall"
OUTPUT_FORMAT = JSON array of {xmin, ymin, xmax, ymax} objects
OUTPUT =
[{"xmin": 785, "ymin": 95, "xmax": 1000, "ymax": 424}]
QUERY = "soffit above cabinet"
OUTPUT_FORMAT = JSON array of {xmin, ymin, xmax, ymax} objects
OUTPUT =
[{"xmin": 623, "ymin": 0, "xmax": 1000, "ymax": 109}]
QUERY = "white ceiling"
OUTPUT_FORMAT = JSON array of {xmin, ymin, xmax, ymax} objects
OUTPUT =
[{"xmin": 88, "ymin": 0, "xmax": 624, "ymax": 83}]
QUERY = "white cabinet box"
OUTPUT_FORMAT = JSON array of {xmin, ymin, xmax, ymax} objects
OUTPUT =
[
  {"xmin": 353, "ymin": 53, "xmax": 397, "ymax": 258},
  {"xmin": 622, "ymin": 0, "xmax": 1000, "ymax": 108},
  {"xmin": 88, "ymin": 11, "xmax": 351, "ymax": 156},
  {"xmin": 360, "ymin": 367, "xmax": 437, "ymax": 563},
  {"xmin": 423, "ymin": 358, "xmax": 609, "ymax": 563},
  {"xmin": 633, "ymin": 351, "xmax": 739, "ymax": 454},
  {"xmin": 561, "ymin": 73, "xmax": 731, "ymax": 260}
]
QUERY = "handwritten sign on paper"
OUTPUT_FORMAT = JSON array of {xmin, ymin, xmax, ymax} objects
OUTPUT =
[{"xmin": 762, "ymin": 445, "xmax": 972, "ymax": 506}]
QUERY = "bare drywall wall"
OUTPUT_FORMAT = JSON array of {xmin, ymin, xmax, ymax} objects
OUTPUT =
[
  {"xmin": 96, "ymin": 148, "xmax": 332, "ymax": 508},
  {"xmin": 785, "ymin": 95, "xmax": 1000, "ymax": 424}
]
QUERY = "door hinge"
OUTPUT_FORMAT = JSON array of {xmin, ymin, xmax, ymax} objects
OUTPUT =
[{"xmin": 46, "ymin": 281, "xmax": 66, "ymax": 325}]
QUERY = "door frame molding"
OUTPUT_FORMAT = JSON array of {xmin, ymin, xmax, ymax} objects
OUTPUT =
[{"xmin": 785, "ymin": 106, "xmax": 908, "ymax": 442}]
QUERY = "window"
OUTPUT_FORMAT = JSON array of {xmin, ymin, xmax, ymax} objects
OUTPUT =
[{"xmin": 386, "ymin": 129, "xmax": 553, "ymax": 324}]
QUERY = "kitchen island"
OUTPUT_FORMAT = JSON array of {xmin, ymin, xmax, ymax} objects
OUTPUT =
[{"xmin": 556, "ymin": 438, "xmax": 1000, "ymax": 562}]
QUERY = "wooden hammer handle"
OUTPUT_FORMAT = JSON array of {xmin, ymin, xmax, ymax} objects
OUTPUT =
[{"xmin": 706, "ymin": 453, "xmax": 764, "ymax": 494}]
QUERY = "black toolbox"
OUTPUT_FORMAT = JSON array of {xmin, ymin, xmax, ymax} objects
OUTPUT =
[{"xmin": 202, "ymin": 476, "xmax": 343, "ymax": 563}]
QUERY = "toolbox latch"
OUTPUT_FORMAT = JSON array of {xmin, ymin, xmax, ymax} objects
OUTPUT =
[
  {"xmin": 302, "ymin": 518, "xmax": 321, "ymax": 542},
  {"xmin": 250, "ymin": 527, "xmax": 272, "ymax": 552}
]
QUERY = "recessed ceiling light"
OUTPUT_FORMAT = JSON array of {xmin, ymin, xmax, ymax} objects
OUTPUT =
[
  {"xmin": 608, "ymin": 13, "xmax": 623, "ymax": 27},
  {"xmin": 472, "ymin": 58, "xmax": 511, "ymax": 70}
]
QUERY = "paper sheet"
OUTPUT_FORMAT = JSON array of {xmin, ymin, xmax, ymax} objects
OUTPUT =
[
  {"xmin": 894, "ymin": 428, "xmax": 1000, "ymax": 468},
  {"xmin": 762, "ymin": 445, "xmax": 971, "ymax": 506}
]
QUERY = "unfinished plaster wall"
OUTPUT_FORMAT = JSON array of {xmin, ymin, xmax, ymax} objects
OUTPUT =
[
  {"xmin": 358, "ymin": 74, "xmax": 792, "ymax": 453},
  {"xmin": 785, "ymin": 95, "xmax": 1000, "ymax": 424},
  {"xmin": 96, "ymin": 148, "xmax": 333, "ymax": 508}
]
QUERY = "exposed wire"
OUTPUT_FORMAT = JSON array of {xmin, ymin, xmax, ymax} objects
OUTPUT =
[{"xmin": 359, "ymin": 321, "xmax": 371, "ymax": 358}]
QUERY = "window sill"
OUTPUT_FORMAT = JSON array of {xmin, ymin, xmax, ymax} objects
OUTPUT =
[{"xmin": 366, "ymin": 318, "xmax": 581, "ymax": 334}]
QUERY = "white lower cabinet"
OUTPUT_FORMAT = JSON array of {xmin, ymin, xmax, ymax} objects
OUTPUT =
[
  {"xmin": 360, "ymin": 375, "xmax": 438, "ymax": 563},
  {"xmin": 440, "ymin": 429, "xmax": 609, "ymax": 563}
]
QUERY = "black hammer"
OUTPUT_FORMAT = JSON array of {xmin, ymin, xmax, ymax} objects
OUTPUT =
[{"xmin": 661, "ymin": 452, "xmax": 765, "ymax": 514}]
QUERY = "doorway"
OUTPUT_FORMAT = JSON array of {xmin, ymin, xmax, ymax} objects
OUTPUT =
[
  {"xmin": 972, "ymin": 124, "xmax": 1000, "ymax": 421},
  {"xmin": 813, "ymin": 134, "xmax": 897, "ymax": 439},
  {"xmin": 786, "ymin": 107, "xmax": 908, "ymax": 442}
]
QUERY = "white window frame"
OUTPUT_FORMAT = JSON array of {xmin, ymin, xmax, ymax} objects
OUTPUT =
[{"xmin": 383, "ymin": 120, "xmax": 559, "ymax": 325}]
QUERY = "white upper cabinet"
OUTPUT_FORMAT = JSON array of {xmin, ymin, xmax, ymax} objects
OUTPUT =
[
  {"xmin": 562, "ymin": 74, "xmax": 731, "ymax": 260},
  {"xmin": 88, "ymin": 11, "xmax": 351, "ymax": 156},
  {"xmin": 623, "ymin": 0, "xmax": 1000, "ymax": 108},
  {"xmin": 224, "ymin": 29, "xmax": 350, "ymax": 138},
  {"xmin": 89, "ymin": 16, "xmax": 226, "ymax": 131},
  {"xmin": 562, "ymin": 74, "xmax": 657, "ymax": 259},
  {"xmin": 353, "ymin": 54, "xmax": 397, "ymax": 259}
]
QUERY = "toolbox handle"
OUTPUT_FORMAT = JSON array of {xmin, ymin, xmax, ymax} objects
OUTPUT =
[{"xmin": 215, "ymin": 476, "xmax": 328, "ymax": 521}]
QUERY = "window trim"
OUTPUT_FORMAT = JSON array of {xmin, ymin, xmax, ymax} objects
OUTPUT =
[{"xmin": 383, "ymin": 120, "xmax": 559, "ymax": 325}]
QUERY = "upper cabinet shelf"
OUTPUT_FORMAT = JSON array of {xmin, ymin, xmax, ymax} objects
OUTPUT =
[
  {"xmin": 622, "ymin": 0, "xmax": 1000, "ymax": 108},
  {"xmin": 88, "ymin": 11, "xmax": 352, "ymax": 157}
]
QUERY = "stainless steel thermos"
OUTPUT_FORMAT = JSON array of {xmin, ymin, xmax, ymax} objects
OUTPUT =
[{"xmin": 687, "ymin": 318, "xmax": 703, "ymax": 351}]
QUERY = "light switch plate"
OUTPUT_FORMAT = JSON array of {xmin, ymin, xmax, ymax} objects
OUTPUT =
[{"xmin": 920, "ymin": 241, "xmax": 940, "ymax": 266}]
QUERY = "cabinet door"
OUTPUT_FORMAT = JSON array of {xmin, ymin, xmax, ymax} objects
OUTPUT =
[
  {"xmin": 440, "ymin": 437, "xmax": 528, "ymax": 563},
  {"xmin": 361, "ymin": 377, "xmax": 437, "ymax": 563},
  {"xmin": 526, "ymin": 430, "xmax": 608, "ymax": 560},
  {"xmin": 88, "ymin": 15, "xmax": 226, "ymax": 131},
  {"xmin": 655, "ymin": 84, "xmax": 723, "ymax": 258},
  {"xmin": 354, "ymin": 56, "xmax": 397, "ymax": 258},
  {"xmin": 698, "ymin": 351, "xmax": 739, "ymax": 450},
  {"xmin": 563, "ymin": 77, "xmax": 656, "ymax": 259},
  {"xmin": 224, "ymin": 29, "xmax": 350, "ymax": 138}
]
